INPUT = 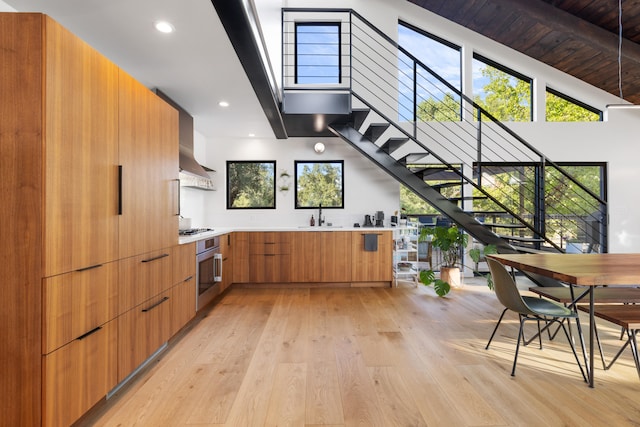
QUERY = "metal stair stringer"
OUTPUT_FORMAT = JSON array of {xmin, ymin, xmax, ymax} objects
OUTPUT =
[{"xmin": 329, "ymin": 122, "xmax": 516, "ymax": 254}]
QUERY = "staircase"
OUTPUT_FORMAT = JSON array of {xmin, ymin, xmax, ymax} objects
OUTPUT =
[{"xmin": 281, "ymin": 8, "xmax": 608, "ymax": 262}]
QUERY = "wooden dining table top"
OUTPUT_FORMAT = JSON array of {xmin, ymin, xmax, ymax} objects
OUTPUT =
[{"xmin": 487, "ymin": 253, "xmax": 640, "ymax": 286}]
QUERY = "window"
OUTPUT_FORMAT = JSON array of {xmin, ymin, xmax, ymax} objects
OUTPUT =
[
  {"xmin": 546, "ymin": 88, "xmax": 602, "ymax": 122},
  {"xmin": 226, "ymin": 161, "xmax": 276, "ymax": 209},
  {"xmin": 295, "ymin": 161, "xmax": 344, "ymax": 208},
  {"xmin": 295, "ymin": 23, "xmax": 341, "ymax": 84},
  {"xmin": 398, "ymin": 22, "xmax": 462, "ymax": 121},
  {"xmin": 472, "ymin": 54, "xmax": 532, "ymax": 121}
]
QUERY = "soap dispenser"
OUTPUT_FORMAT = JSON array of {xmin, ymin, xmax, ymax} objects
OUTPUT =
[{"xmin": 310, "ymin": 215, "xmax": 315, "ymax": 226}]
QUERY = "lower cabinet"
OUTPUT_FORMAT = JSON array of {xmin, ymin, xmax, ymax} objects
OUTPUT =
[
  {"xmin": 232, "ymin": 231, "xmax": 390, "ymax": 285},
  {"xmin": 43, "ymin": 319, "xmax": 118, "ymax": 427},
  {"xmin": 117, "ymin": 289, "xmax": 173, "ymax": 382},
  {"xmin": 171, "ymin": 276, "xmax": 196, "ymax": 337},
  {"xmin": 351, "ymin": 231, "xmax": 393, "ymax": 283},
  {"xmin": 220, "ymin": 233, "xmax": 234, "ymax": 292}
]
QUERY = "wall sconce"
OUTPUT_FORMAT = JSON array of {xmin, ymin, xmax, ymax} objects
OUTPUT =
[{"xmin": 314, "ymin": 142, "xmax": 325, "ymax": 154}]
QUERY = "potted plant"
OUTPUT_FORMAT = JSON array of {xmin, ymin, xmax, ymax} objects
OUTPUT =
[{"xmin": 418, "ymin": 225, "xmax": 468, "ymax": 296}]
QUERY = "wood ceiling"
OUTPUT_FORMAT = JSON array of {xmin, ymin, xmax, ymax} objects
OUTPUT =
[{"xmin": 408, "ymin": 0, "xmax": 640, "ymax": 104}]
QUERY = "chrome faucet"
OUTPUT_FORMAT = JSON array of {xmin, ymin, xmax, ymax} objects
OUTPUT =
[{"xmin": 318, "ymin": 203, "xmax": 324, "ymax": 226}]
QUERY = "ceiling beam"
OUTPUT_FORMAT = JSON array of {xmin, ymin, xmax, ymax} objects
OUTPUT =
[{"xmin": 210, "ymin": 0, "xmax": 288, "ymax": 139}]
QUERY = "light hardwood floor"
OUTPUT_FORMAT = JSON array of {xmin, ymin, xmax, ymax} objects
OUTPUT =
[{"xmin": 79, "ymin": 279, "xmax": 640, "ymax": 426}]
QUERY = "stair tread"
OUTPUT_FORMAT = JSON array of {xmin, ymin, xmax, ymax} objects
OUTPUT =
[
  {"xmin": 482, "ymin": 222, "xmax": 527, "ymax": 229},
  {"xmin": 499, "ymin": 235, "xmax": 545, "ymax": 243}
]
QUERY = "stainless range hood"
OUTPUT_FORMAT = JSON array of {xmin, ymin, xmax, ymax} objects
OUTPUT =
[{"xmin": 155, "ymin": 89, "xmax": 215, "ymax": 190}]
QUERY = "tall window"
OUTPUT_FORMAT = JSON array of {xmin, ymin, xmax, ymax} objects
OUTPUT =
[
  {"xmin": 295, "ymin": 23, "xmax": 341, "ymax": 84},
  {"xmin": 546, "ymin": 88, "xmax": 602, "ymax": 122},
  {"xmin": 472, "ymin": 54, "xmax": 532, "ymax": 121},
  {"xmin": 398, "ymin": 22, "xmax": 462, "ymax": 121}
]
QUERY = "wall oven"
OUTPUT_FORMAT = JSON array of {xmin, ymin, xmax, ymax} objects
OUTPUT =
[{"xmin": 196, "ymin": 236, "xmax": 222, "ymax": 310}]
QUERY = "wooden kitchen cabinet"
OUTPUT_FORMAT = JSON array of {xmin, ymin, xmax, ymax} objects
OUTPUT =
[
  {"xmin": 351, "ymin": 230, "xmax": 393, "ymax": 284},
  {"xmin": 220, "ymin": 233, "xmax": 234, "ymax": 291},
  {"xmin": 43, "ymin": 319, "xmax": 118, "ymax": 427},
  {"xmin": 118, "ymin": 70, "xmax": 179, "ymax": 259},
  {"xmin": 42, "ymin": 15, "xmax": 120, "ymax": 278},
  {"xmin": 321, "ymin": 231, "xmax": 353, "ymax": 282},
  {"xmin": 289, "ymin": 231, "xmax": 321, "ymax": 282},
  {"xmin": 42, "ymin": 261, "xmax": 119, "ymax": 354},
  {"xmin": 248, "ymin": 232, "xmax": 291, "ymax": 283},
  {"xmin": 119, "ymin": 249, "xmax": 174, "ymax": 315},
  {"xmin": 171, "ymin": 243, "xmax": 196, "ymax": 335},
  {"xmin": 232, "ymin": 232, "xmax": 250, "ymax": 283},
  {"xmin": 1, "ymin": 13, "xmax": 181, "ymax": 426},
  {"xmin": 118, "ymin": 289, "xmax": 173, "ymax": 382}
]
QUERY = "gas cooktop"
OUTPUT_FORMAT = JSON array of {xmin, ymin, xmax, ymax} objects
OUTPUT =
[{"xmin": 178, "ymin": 228, "xmax": 214, "ymax": 236}]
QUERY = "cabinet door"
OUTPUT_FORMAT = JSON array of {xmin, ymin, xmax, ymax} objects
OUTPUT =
[
  {"xmin": 118, "ymin": 290, "xmax": 172, "ymax": 382},
  {"xmin": 220, "ymin": 234, "xmax": 233, "ymax": 291},
  {"xmin": 351, "ymin": 231, "xmax": 392, "ymax": 283},
  {"xmin": 171, "ymin": 276, "xmax": 196, "ymax": 336},
  {"xmin": 43, "ymin": 319, "xmax": 117, "ymax": 427},
  {"xmin": 290, "ymin": 232, "xmax": 321, "ymax": 282},
  {"xmin": 44, "ymin": 16, "xmax": 119, "ymax": 277},
  {"xmin": 232, "ymin": 232, "xmax": 249, "ymax": 283},
  {"xmin": 118, "ymin": 70, "xmax": 179, "ymax": 259},
  {"xmin": 248, "ymin": 232, "xmax": 291, "ymax": 283},
  {"xmin": 119, "ymin": 249, "xmax": 173, "ymax": 315},
  {"xmin": 321, "ymin": 231, "xmax": 352, "ymax": 282},
  {"xmin": 43, "ymin": 261, "xmax": 118, "ymax": 354},
  {"xmin": 172, "ymin": 243, "xmax": 196, "ymax": 285}
]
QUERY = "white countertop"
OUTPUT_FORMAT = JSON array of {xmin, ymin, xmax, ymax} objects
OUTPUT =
[{"xmin": 178, "ymin": 226, "xmax": 395, "ymax": 244}]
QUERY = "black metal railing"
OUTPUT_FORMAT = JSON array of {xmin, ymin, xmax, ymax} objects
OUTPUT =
[{"xmin": 282, "ymin": 8, "xmax": 608, "ymax": 252}]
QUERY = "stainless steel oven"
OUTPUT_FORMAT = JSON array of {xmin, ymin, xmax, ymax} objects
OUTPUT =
[{"xmin": 196, "ymin": 236, "xmax": 222, "ymax": 310}]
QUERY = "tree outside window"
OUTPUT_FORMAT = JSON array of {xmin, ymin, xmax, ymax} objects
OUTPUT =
[
  {"xmin": 295, "ymin": 161, "xmax": 344, "ymax": 208},
  {"xmin": 227, "ymin": 161, "xmax": 275, "ymax": 209}
]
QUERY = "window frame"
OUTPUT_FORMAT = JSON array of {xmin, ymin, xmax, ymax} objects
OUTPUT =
[
  {"xmin": 294, "ymin": 160, "xmax": 345, "ymax": 209},
  {"xmin": 545, "ymin": 87, "xmax": 603, "ymax": 121},
  {"xmin": 472, "ymin": 53, "xmax": 534, "ymax": 121},
  {"xmin": 226, "ymin": 160, "xmax": 276, "ymax": 210},
  {"xmin": 294, "ymin": 22, "xmax": 342, "ymax": 85}
]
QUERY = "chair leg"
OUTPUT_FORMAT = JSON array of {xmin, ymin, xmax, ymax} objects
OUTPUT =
[
  {"xmin": 511, "ymin": 317, "xmax": 527, "ymax": 376},
  {"xmin": 486, "ymin": 307, "xmax": 508, "ymax": 350}
]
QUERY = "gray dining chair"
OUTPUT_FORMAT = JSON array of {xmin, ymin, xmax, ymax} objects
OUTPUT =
[{"xmin": 486, "ymin": 258, "xmax": 587, "ymax": 380}]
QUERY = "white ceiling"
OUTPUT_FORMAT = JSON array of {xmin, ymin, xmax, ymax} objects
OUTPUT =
[{"xmin": 1, "ymin": 0, "xmax": 274, "ymax": 140}]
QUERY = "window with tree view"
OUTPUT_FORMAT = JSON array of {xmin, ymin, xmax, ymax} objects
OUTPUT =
[
  {"xmin": 472, "ymin": 54, "xmax": 532, "ymax": 121},
  {"xmin": 295, "ymin": 161, "xmax": 344, "ymax": 208},
  {"xmin": 398, "ymin": 22, "xmax": 462, "ymax": 122},
  {"xmin": 227, "ymin": 161, "xmax": 275, "ymax": 209},
  {"xmin": 546, "ymin": 88, "xmax": 601, "ymax": 122}
]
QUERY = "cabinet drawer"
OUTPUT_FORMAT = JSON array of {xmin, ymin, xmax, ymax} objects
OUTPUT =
[
  {"xmin": 43, "ymin": 261, "xmax": 118, "ymax": 354},
  {"xmin": 43, "ymin": 319, "xmax": 117, "ymax": 427},
  {"xmin": 119, "ymin": 249, "xmax": 172, "ymax": 314},
  {"xmin": 249, "ymin": 241, "xmax": 290, "ymax": 254},
  {"xmin": 118, "ymin": 289, "xmax": 173, "ymax": 382},
  {"xmin": 172, "ymin": 242, "xmax": 196, "ymax": 285}
]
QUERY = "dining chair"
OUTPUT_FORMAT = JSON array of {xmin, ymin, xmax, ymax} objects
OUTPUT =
[{"xmin": 485, "ymin": 258, "xmax": 587, "ymax": 380}]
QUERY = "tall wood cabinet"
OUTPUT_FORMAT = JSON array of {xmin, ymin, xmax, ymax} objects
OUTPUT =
[{"xmin": 0, "ymin": 13, "xmax": 180, "ymax": 426}]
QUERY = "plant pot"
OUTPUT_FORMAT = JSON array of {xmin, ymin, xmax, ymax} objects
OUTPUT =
[{"xmin": 441, "ymin": 266, "xmax": 462, "ymax": 288}]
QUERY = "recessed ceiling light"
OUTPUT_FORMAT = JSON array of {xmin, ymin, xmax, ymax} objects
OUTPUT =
[
  {"xmin": 248, "ymin": 133, "xmax": 255, "ymax": 137},
  {"xmin": 218, "ymin": 101, "xmax": 230, "ymax": 107},
  {"xmin": 154, "ymin": 20, "xmax": 175, "ymax": 34}
]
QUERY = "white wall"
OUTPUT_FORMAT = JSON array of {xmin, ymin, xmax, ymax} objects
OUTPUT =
[
  {"xmin": 182, "ymin": 0, "xmax": 640, "ymax": 251},
  {"xmin": 182, "ymin": 134, "xmax": 400, "ymax": 229}
]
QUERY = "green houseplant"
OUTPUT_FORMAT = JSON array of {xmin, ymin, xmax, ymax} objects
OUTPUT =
[{"xmin": 418, "ymin": 225, "xmax": 468, "ymax": 296}]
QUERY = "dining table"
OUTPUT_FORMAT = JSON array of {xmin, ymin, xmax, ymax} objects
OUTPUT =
[{"xmin": 487, "ymin": 253, "xmax": 640, "ymax": 387}]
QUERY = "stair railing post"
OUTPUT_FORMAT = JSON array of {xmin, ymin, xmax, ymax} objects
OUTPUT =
[
  {"xmin": 476, "ymin": 107, "xmax": 482, "ymax": 186},
  {"xmin": 413, "ymin": 60, "xmax": 417, "ymax": 139},
  {"xmin": 349, "ymin": 11, "xmax": 353, "ymax": 95},
  {"xmin": 534, "ymin": 156, "xmax": 546, "ymax": 250}
]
